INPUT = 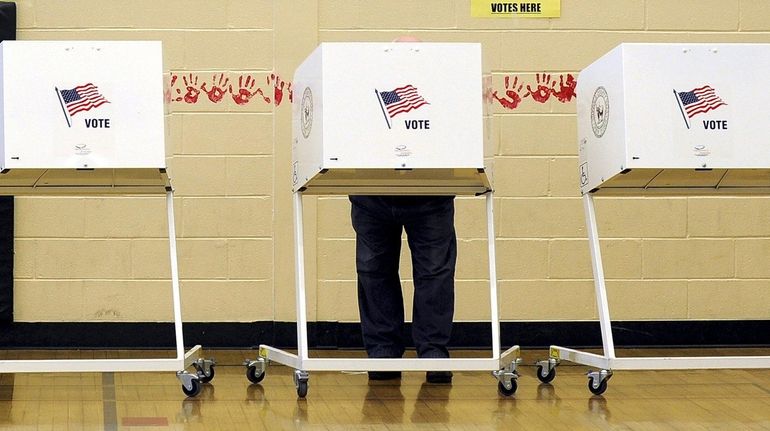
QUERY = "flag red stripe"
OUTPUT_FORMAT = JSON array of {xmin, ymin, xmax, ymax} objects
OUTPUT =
[
  {"xmin": 386, "ymin": 95, "xmax": 426, "ymax": 114},
  {"xmin": 387, "ymin": 100, "xmax": 426, "ymax": 116},
  {"xmin": 393, "ymin": 84, "xmax": 417, "ymax": 92},
  {"xmin": 686, "ymin": 102, "xmax": 727, "ymax": 118},
  {"xmin": 684, "ymin": 97, "xmax": 725, "ymax": 115},
  {"xmin": 388, "ymin": 100, "xmax": 429, "ymax": 117},
  {"xmin": 69, "ymin": 101, "xmax": 109, "ymax": 116},
  {"xmin": 78, "ymin": 89, "xmax": 100, "ymax": 98},
  {"xmin": 68, "ymin": 94, "xmax": 106, "ymax": 107},
  {"xmin": 693, "ymin": 88, "xmax": 716, "ymax": 96},
  {"xmin": 68, "ymin": 97, "xmax": 108, "ymax": 112},
  {"xmin": 68, "ymin": 99, "xmax": 109, "ymax": 116},
  {"xmin": 691, "ymin": 85, "xmax": 715, "ymax": 93},
  {"xmin": 74, "ymin": 83, "xmax": 97, "ymax": 91}
]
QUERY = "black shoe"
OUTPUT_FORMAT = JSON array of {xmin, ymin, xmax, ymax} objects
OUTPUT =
[
  {"xmin": 368, "ymin": 371, "xmax": 402, "ymax": 380},
  {"xmin": 426, "ymin": 371, "xmax": 453, "ymax": 384}
]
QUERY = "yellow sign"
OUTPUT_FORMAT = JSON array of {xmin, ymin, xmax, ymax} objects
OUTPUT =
[
  {"xmin": 471, "ymin": 0, "xmax": 560, "ymax": 18},
  {"xmin": 549, "ymin": 346, "xmax": 561, "ymax": 359}
]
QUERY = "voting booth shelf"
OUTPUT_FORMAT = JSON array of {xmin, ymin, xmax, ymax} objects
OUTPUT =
[
  {"xmin": 538, "ymin": 43, "xmax": 770, "ymax": 396},
  {"xmin": 0, "ymin": 41, "xmax": 212, "ymax": 398},
  {"xmin": 248, "ymin": 43, "xmax": 520, "ymax": 399}
]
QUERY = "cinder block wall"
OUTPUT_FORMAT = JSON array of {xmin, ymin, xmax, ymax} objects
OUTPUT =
[{"xmin": 13, "ymin": 1, "xmax": 770, "ymax": 324}]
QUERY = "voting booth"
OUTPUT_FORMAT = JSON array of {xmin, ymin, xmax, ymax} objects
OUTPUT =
[
  {"xmin": 577, "ymin": 43, "xmax": 770, "ymax": 195},
  {"xmin": 0, "ymin": 41, "xmax": 170, "ymax": 193},
  {"xmin": 538, "ymin": 43, "xmax": 770, "ymax": 395},
  {"xmin": 0, "ymin": 41, "xmax": 211, "ymax": 397},
  {"xmin": 290, "ymin": 42, "xmax": 493, "ymax": 196},
  {"xmin": 251, "ymin": 43, "xmax": 519, "ymax": 398}
]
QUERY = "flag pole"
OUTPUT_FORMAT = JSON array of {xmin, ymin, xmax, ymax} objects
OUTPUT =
[
  {"xmin": 375, "ymin": 89, "xmax": 391, "ymax": 129},
  {"xmin": 673, "ymin": 89, "xmax": 689, "ymax": 130},
  {"xmin": 55, "ymin": 87, "xmax": 72, "ymax": 128}
]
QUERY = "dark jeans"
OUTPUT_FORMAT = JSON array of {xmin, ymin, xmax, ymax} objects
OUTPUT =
[{"xmin": 349, "ymin": 195, "xmax": 457, "ymax": 359}]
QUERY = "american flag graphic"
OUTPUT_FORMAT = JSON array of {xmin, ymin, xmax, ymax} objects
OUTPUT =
[
  {"xmin": 676, "ymin": 85, "xmax": 727, "ymax": 118},
  {"xmin": 59, "ymin": 83, "xmax": 109, "ymax": 117},
  {"xmin": 378, "ymin": 85, "xmax": 429, "ymax": 118}
]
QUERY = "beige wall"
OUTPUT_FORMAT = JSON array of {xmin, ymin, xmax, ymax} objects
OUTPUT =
[{"xmin": 13, "ymin": 0, "xmax": 770, "ymax": 323}]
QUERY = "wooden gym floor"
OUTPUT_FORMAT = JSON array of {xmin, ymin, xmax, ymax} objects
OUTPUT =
[{"xmin": 0, "ymin": 348, "xmax": 769, "ymax": 429}]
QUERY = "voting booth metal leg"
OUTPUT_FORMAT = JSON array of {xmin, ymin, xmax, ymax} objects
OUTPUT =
[
  {"xmin": 254, "ymin": 191, "xmax": 520, "ymax": 398},
  {"xmin": 542, "ymin": 193, "xmax": 770, "ymax": 395},
  {"xmin": 0, "ymin": 190, "xmax": 208, "ymax": 397}
]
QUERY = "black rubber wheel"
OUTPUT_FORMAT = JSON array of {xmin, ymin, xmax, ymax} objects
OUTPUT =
[
  {"xmin": 536, "ymin": 365, "xmax": 556, "ymax": 384},
  {"xmin": 588, "ymin": 377, "xmax": 608, "ymax": 395},
  {"xmin": 247, "ymin": 365, "xmax": 265, "ymax": 384},
  {"xmin": 182, "ymin": 379, "xmax": 202, "ymax": 397},
  {"xmin": 297, "ymin": 380, "xmax": 309, "ymax": 398},
  {"xmin": 197, "ymin": 365, "xmax": 215, "ymax": 383},
  {"xmin": 497, "ymin": 380, "xmax": 517, "ymax": 396}
]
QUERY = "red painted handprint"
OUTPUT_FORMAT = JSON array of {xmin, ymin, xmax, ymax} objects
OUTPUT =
[
  {"xmin": 165, "ymin": 74, "xmax": 178, "ymax": 103},
  {"xmin": 267, "ymin": 74, "xmax": 289, "ymax": 106},
  {"xmin": 229, "ymin": 74, "xmax": 270, "ymax": 106},
  {"xmin": 526, "ymin": 73, "xmax": 554, "ymax": 104},
  {"xmin": 201, "ymin": 73, "xmax": 230, "ymax": 104},
  {"xmin": 552, "ymin": 73, "xmax": 577, "ymax": 103},
  {"xmin": 180, "ymin": 74, "xmax": 201, "ymax": 104},
  {"xmin": 287, "ymin": 82, "xmax": 293, "ymax": 104},
  {"xmin": 493, "ymin": 76, "xmax": 525, "ymax": 110}
]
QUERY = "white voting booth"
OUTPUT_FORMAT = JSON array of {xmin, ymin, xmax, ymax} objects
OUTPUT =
[
  {"xmin": 248, "ymin": 42, "xmax": 520, "ymax": 398},
  {"xmin": 0, "ymin": 41, "xmax": 211, "ymax": 397},
  {"xmin": 536, "ymin": 43, "xmax": 770, "ymax": 395}
]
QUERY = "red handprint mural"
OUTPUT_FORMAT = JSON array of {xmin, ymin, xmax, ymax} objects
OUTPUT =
[
  {"xmin": 267, "ymin": 74, "xmax": 293, "ymax": 107},
  {"xmin": 201, "ymin": 73, "xmax": 230, "ymax": 104},
  {"xmin": 527, "ymin": 73, "xmax": 555, "ymax": 104},
  {"xmin": 552, "ymin": 73, "xmax": 577, "ymax": 103},
  {"xmin": 493, "ymin": 73, "xmax": 578, "ymax": 110},
  {"xmin": 229, "ymin": 74, "xmax": 270, "ymax": 106},
  {"xmin": 164, "ymin": 71, "xmax": 576, "ymax": 111},
  {"xmin": 493, "ymin": 76, "xmax": 526, "ymax": 110},
  {"xmin": 179, "ymin": 74, "xmax": 201, "ymax": 104}
]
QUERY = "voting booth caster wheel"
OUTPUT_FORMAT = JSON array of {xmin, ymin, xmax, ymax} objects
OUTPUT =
[
  {"xmin": 535, "ymin": 358, "xmax": 559, "ymax": 384},
  {"xmin": 497, "ymin": 379, "xmax": 517, "ymax": 396},
  {"xmin": 493, "ymin": 361, "xmax": 519, "ymax": 397},
  {"xmin": 587, "ymin": 370, "xmax": 612, "ymax": 396},
  {"xmin": 193, "ymin": 358, "xmax": 216, "ymax": 384},
  {"xmin": 294, "ymin": 370, "xmax": 310, "ymax": 399},
  {"xmin": 177, "ymin": 371, "xmax": 202, "ymax": 397},
  {"xmin": 244, "ymin": 358, "xmax": 267, "ymax": 384}
]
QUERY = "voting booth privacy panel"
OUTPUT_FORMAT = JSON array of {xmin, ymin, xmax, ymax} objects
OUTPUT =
[
  {"xmin": 0, "ymin": 41, "xmax": 169, "ymax": 193},
  {"xmin": 539, "ymin": 43, "xmax": 770, "ymax": 396},
  {"xmin": 0, "ymin": 40, "xmax": 210, "ymax": 398},
  {"xmin": 291, "ymin": 42, "xmax": 493, "ymax": 196},
  {"xmin": 578, "ymin": 43, "xmax": 770, "ymax": 195},
  {"xmin": 253, "ymin": 43, "xmax": 520, "ymax": 399}
]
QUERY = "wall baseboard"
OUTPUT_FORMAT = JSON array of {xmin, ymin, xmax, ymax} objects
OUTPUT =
[{"xmin": 0, "ymin": 320, "xmax": 769, "ymax": 349}]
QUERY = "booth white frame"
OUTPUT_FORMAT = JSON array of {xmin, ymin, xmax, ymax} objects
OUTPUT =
[
  {"xmin": 540, "ymin": 190, "xmax": 770, "ymax": 395},
  {"xmin": 0, "ymin": 172, "xmax": 210, "ymax": 397},
  {"xmin": 252, "ymin": 190, "xmax": 520, "ymax": 398},
  {"xmin": 534, "ymin": 43, "xmax": 770, "ymax": 395}
]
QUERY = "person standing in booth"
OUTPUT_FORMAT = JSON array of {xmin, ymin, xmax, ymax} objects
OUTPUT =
[{"xmin": 350, "ymin": 35, "xmax": 455, "ymax": 384}]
